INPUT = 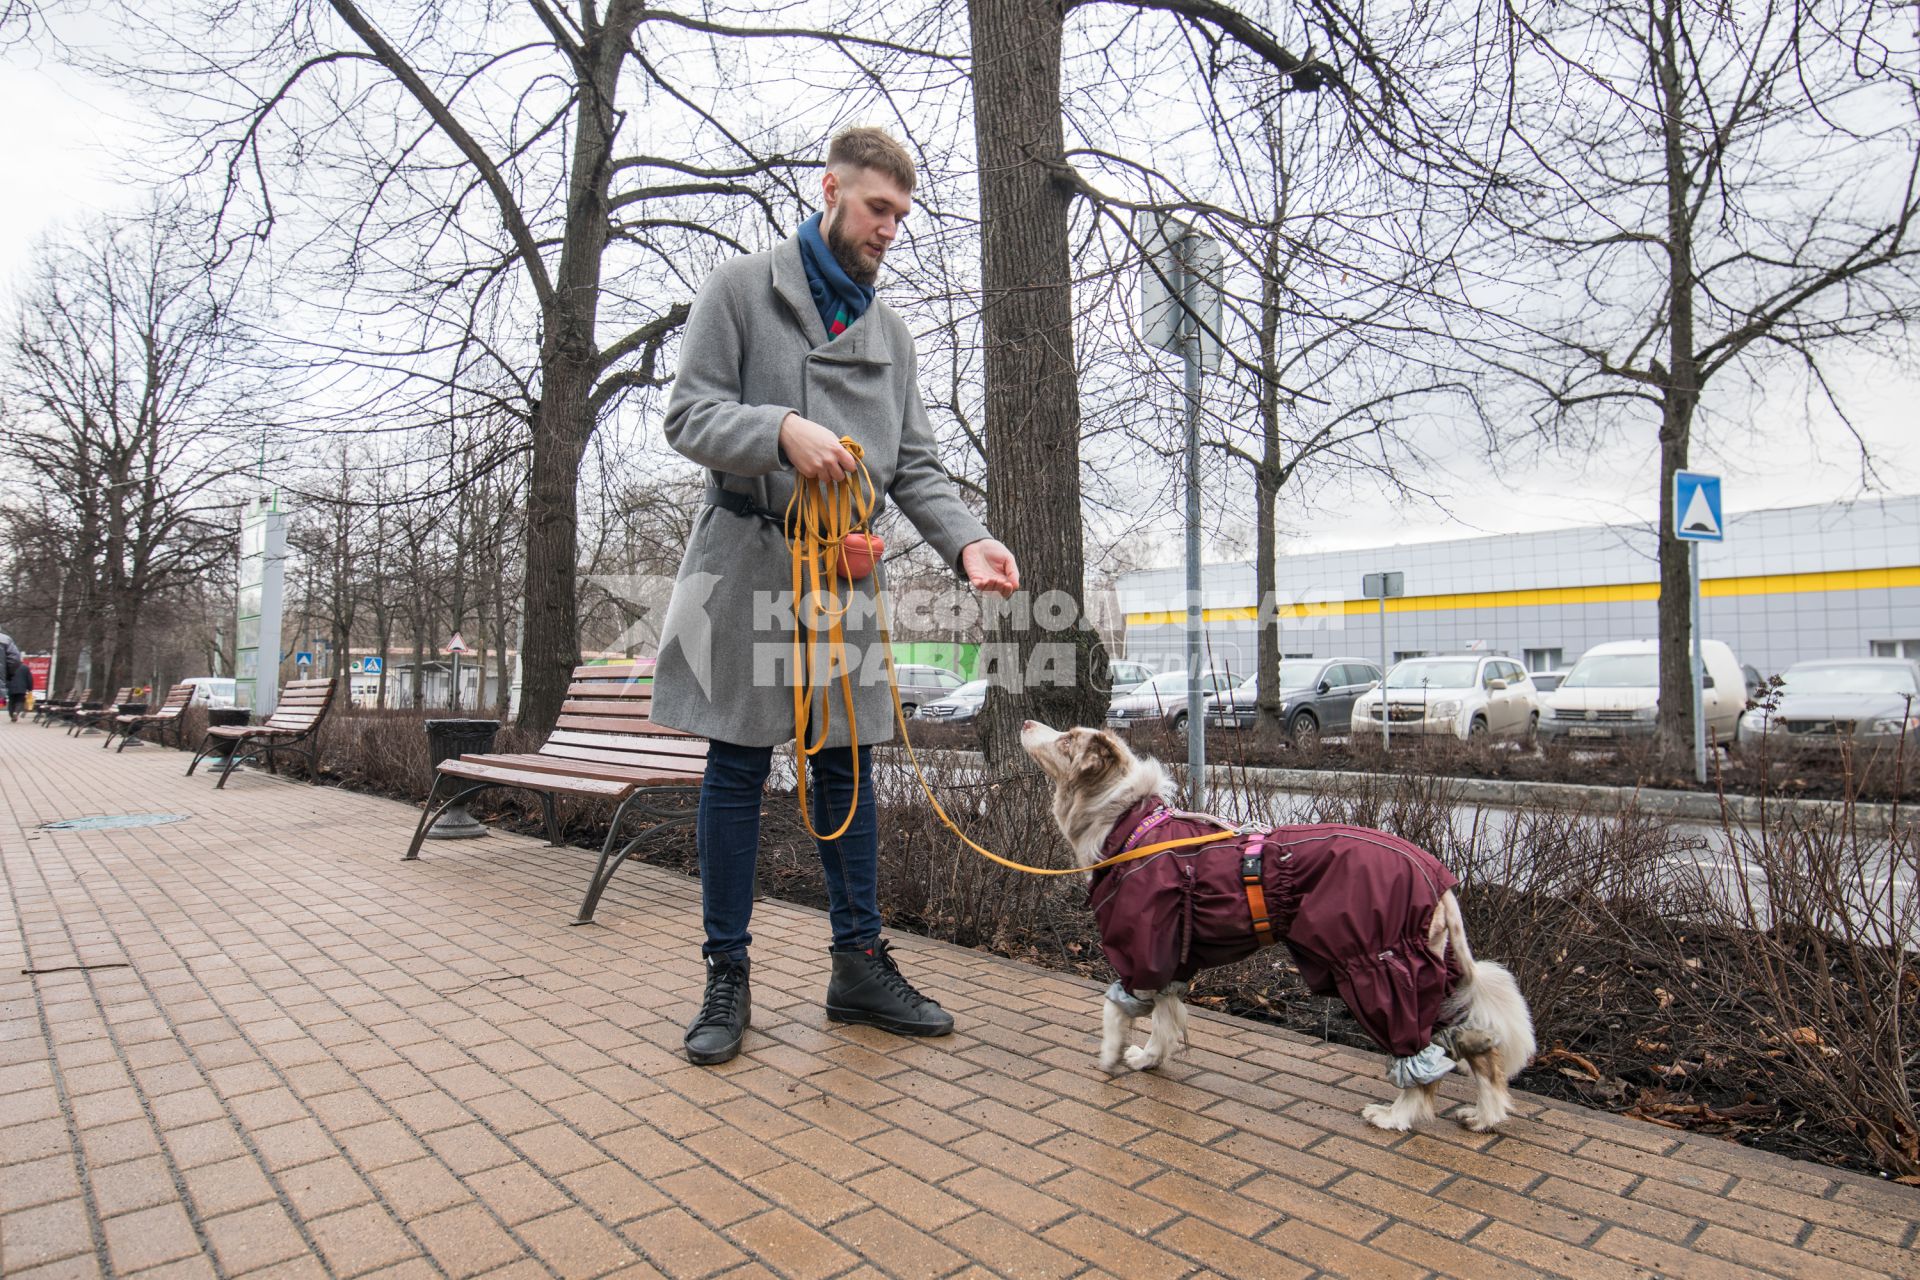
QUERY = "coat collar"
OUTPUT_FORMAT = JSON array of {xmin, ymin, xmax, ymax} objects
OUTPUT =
[{"xmin": 771, "ymin": 234, "xmax": 893, "ymax": 366}]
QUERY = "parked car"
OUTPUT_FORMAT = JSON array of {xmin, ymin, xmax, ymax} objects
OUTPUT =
[
  {"xmin": 1529, "ymin": 670, "xmax": 1568, "ymax": 694},
  {"xmin": 1736, "ymin": 658, "xmax": 1920, "ymax": 754},
  {"xmin": 1539, "ymin": 638, "xmax": 1746, "ymax": 745},
  {"xmin": 1106, "ymin": 670, "xmax": 1238, "ymax": 736},
  {"xmin": 1351, "ymin": 654, "xmax": 1541, "ymax": 741},
  {"xmin": 913, "ymin": 678, "xmax": 988, "ymax": 725},
  {"xmin": 1105, "ymin": 659, "xmax": 1157, "ymax": 695},
  {"xmin": 891, "ymin": 664, "xmax": 967, "ymax": 717},
  {"xmin": 1205, "ymin": 657, "xmax": 1383, "ymax": 742},
  {"xmin": 1743, "ymin": 663, "xmax": 1766, "ymax": 702},
  {"xmin": 181, "ymin": 677, "xmax": 238, "ymax": 710}
]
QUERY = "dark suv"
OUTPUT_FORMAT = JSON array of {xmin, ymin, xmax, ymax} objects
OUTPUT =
[{"xmin": 1205, "ymin": 657, "xmax": 1384, "ymax": 742}]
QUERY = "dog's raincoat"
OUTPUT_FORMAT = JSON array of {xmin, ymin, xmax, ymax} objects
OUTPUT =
[{"xmin": 1090, "ymin": 802, "xmax": 1462, "ymax": 1058}]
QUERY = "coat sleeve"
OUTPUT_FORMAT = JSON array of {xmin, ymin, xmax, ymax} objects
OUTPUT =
[
  {"xmin": 661, "ymin": 261, "xmax": 793, "ymax": 477},
  {"xmin": 888, "ymin": 344, "xmax": 991, "ymax": 576}
]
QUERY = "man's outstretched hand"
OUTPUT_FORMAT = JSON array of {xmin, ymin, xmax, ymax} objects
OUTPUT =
[{"xmin": 961, "ymin": 539, "xmax": 1020, "ymax": 597}]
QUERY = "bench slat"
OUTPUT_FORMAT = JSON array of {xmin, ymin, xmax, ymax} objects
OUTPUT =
[
  {"xmin": 539, "ymin": 731, "xmax": 708, "ymax": 758},
  {"xmin": 534, "ymin": 739, "xmax": 709, "ymax": 769},
  {"xmin": 571, "ymin": 662, "xmax": 655, "ymax": 681},
  {"xmin": 546, "ymin": 726, "xmax": 699, "ymax": 750},
  {"xmin": 436, "ymin": 758, "xmax": 634, "ymax": 798},
  {"xmin": 560, "ymin": 697, "xmax": 658, "ymax": 716},
  {"xmin": 555, "ymin": 712, "xmax": 697, "ymax": 735},
  {"xmin": 465, "ymin": 753, "xmax": 704, "ymax": 785}
]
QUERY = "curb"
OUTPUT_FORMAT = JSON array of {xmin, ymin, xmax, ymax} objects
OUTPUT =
[{"xmin": 1225, "ymin": 763, "xmax": 1908, "ymax": 832}]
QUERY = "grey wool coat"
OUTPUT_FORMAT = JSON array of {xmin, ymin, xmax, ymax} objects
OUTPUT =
[{"xmin": 649, "ymin": 233, "xmax": 991, "ymax": 749}]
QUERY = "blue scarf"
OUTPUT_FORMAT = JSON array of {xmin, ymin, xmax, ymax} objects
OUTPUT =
[{"xmin": 797, "ymin": 212, "xmax": 874, "ymax": 339}]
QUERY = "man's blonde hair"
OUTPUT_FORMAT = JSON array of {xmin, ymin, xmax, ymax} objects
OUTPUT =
[{"xmin": 826, "ymin": 127, "xmax": 917, "ymax": 193}]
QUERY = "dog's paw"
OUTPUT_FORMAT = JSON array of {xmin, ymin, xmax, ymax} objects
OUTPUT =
[
  {"xmin": 1123, "ymin": 1045, "xmax": 1162, "ymax": 1072},
  {"xmin": 1361, "ymin": 1102, "xmax": 1411, "ymax": 1132},
  {"xmin": 1455, "ymin": 1106, "xmax": 1502, "ymax": 1133},
  {"xmin": 1097, "ymin": 1049, "xmax": 1124, "ymax": 1073}
]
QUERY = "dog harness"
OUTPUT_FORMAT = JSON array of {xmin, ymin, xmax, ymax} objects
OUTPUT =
[{"xmin": 1088, "ymin": 801, "xmax": 1463, "ymax": 1059}]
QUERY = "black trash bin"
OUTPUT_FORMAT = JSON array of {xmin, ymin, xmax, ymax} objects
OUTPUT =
[{"xmin": 423, "ymin": 718, "xmax": 501, "ymax": 839}]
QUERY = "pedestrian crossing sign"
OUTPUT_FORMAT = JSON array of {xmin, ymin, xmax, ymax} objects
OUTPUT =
[{"xmin": 1673, "ymin": 471, "xmax": 1724, "ymax": 542}]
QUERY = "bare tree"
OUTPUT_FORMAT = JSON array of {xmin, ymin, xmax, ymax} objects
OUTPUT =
[
  {"xmin": 964, "ymin": 0, "xmax": 1501, "ymax": 761},
  {"xmin": 0, "ymin": 208, "xmax": 263, "ymax": 694},
  {"xmin": 1482, "ymin": 0, "xmax": 1920, "ymax": 752}
]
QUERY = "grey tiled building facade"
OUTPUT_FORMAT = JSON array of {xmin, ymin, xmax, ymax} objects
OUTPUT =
[{"xmin": 1118, "ymin": 495, "xmax": 1920, "ymax": 680}]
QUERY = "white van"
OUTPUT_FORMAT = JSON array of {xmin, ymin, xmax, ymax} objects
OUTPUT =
[
  {"xmin": 181, "ymin": 677, "xmax": 238, "ymax": 710},
  {"xmin": 1539, "ymin": 639, "xmax": 1746, "ymax": 744}
]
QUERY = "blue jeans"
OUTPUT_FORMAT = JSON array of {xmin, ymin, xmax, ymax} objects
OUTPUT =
[{"xmin": 697, "ymin": 739, "xmax": 881, "ymax": 961}]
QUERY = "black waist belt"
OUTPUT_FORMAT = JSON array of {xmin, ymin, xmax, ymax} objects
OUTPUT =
[{"xmin": 706, "ymin": 488, "xmax": 783, "ymax": 525}]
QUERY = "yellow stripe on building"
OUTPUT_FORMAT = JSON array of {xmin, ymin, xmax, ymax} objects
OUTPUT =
[{"xmin": 1124, "ymin": 565, "xmax": 1920, "ymax": 627}]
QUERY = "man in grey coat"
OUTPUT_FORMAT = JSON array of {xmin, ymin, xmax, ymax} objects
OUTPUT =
[{"xmin": 655, "ymin": 127, "xmax": 1020, "ymax": 1065}]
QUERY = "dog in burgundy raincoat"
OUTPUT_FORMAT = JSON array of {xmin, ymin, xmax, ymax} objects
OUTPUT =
[{"xmin": 1021, "ymin": 721, "xmax": 1536, "ymax": 1132}]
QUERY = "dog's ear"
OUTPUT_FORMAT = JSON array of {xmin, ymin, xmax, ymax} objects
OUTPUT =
[{"xmin": 1072, "ymin": 731, "xmax": 1124, "ymax": 785}]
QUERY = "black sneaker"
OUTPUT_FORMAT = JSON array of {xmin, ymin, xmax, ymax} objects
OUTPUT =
[
  {"xmin": 825, "ymin": 939, "xmax": 954, "ymax": 1036},
  {"xmin": 684, "ymin": 955, "xmax": 751, "ymax": 1065}
]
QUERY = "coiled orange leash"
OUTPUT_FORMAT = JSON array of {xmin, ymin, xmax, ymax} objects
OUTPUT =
[
  {"xmin": 785, "ymin": 439, "xmax": 879, "ymax": 841},
  {"xmin": 783, "ymin": 438, "xmax": 1241, "ymax": 873}
]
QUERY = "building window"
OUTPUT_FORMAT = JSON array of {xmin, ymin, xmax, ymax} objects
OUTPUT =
[
  {"xmin": 1871, "ymin": 639, "xmax": 1920, "ymax": 659},
  {"xmin": 1524, "ymin": 647, "xmax": 1564, "ymax": 672},
  {"xmin": 1283, "ymin": 652, "xmax": 1315, "ymax": 660},
  {"xmin": 1393, "ymin": 650, "xmax": 1429, "ymax": 662}
]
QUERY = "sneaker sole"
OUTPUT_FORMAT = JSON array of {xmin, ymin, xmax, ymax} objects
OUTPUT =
[
  {"xmin": 684, "ymin": 1036, "xmax": 744, "ymax": 1066},
  {"xmin": 825, "ymin": 1005, "xmax": 954, "ymax": 1036}
]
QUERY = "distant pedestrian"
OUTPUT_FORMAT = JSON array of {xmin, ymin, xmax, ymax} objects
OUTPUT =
[
  {"xmin": 0, "ymin": 630, "xmax": 24, "ymax": 722},
  {"xmin": 6, "ymin": 657, "xmax": 30, "ymax": 722}
]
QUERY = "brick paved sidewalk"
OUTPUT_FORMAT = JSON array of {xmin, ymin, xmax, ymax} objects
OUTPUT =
[{"xmin": 3, "ymin": 726, "xmax": 1917, "ymax": 1280}]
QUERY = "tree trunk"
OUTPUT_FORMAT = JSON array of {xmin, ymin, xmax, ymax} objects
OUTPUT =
[
  {"xmin": 1254, "ymin": 206, "xmax": 1285, "ymax": 738},
  {"xmin": 969, "ymin": 0, "xmax": 1107, "ymax": 765},
  {"xmin": 1654, "ymin": 0, "xmax": 1699, "ymax": 756},
  {"xmin": 513, "ymin": 11, "xmax": 631, "ymax": 734}
]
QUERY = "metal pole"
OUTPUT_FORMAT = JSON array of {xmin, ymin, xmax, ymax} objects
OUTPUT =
[
  {"xmin": 1691, "ymin": 539, "xmax": 1706, "ymax": 784},
  {"xmin": 1379, "ymin": 592, "xmax": 1390, "ymax": 751},
  {"xmin": 1182, "ymin": 242, "xmax": 1206, "ymax": 810},
  {"xmin": 49, "ymin": 575, "xmax": 64, "ymax": 696}
]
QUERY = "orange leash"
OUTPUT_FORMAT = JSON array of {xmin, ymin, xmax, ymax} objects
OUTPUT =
[{"xmin": 786, "ymin": 439, "xmax": 1238, "ymax": 873}]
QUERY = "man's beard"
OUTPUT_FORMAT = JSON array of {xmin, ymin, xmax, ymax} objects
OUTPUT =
[{"xmin": 824, "ymin": 208, "xmax": 880, "ymax": 287}]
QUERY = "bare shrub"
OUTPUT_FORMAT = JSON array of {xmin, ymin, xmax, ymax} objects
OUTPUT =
[{"xmin": 1685, "ymin": 791, "xmax": 1920, "ymax": 1176}]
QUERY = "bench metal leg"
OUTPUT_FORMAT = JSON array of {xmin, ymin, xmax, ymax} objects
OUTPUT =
[
  {"xmin": 404, "ymin": 777, "xmax": 492, "ymax": 860},
  {"xmin": 538, "ymin": 793, "xmax": 564, "ymax": 846},
  {"xmin": 573, "ymin": 791, "xmax": 698, "ymax": 926},
  {"xmin": 186, "ymin": 733, "xmax": 216, "ymax": 776},
  {"xmin": 215, "ymin": 736, "xmax": 265, "ymax": 789}
]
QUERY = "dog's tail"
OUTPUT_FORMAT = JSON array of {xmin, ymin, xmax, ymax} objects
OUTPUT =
[{"xmin": 1437, "ymin": 895, "xmax": 1535, "ymax": 1081}]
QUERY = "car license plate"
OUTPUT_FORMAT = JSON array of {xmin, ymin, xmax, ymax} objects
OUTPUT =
[{"xmin": 1567, "ymin": 726, "xmax": 1612, "ymax": 739}]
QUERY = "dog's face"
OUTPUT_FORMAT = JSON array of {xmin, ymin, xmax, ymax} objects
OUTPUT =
[{"xmin": 1020, "ymin": 720, "xmax": 1130, "ymax": 791}]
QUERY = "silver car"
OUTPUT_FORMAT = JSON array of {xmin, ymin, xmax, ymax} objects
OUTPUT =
[
  {"xmin": 1736, "ymin": 658, "xmax": 1920, "ymax": 754},
  {"xmin": 1106, "ymin": 670, "xmax": 1238, "ymax": 736},
  {"xmin": 891, "ymin": 664, "xmax": 967, "ymax": 718}
]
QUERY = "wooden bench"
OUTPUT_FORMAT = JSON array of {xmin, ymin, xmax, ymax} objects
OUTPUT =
[
  {"xmin": 186, "ymin": 677, "xmax": 336, "ymax": 788},
  {"xmin": 403, "ymin": 661, "xmax": 708, "ymax": 925},
  {"xmin": 68, "ymin": 688, "xmax": 133, "ymax": 736},
  {"xmin": 105, "ymin": 682, "xmax": 195, "ymax": 752},
  {"xmin": 35, "ymin": 686, "xmax": 91, "ymax": 726}
]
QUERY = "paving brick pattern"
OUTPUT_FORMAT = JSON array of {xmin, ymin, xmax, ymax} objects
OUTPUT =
[{"xmin": 3, "ymin": 726, "xmax": 1918, "ymax": 1279}]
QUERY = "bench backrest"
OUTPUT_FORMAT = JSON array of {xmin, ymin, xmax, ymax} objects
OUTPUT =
[
  {"xmin": 150, "ymin": 683, "xmax": 195, "ymax": 719},
  {"xmin": 260, "ymin": 677, "xmax": 336, "ymax": 734},
  {"xmin": 537, "ymin": 661, "xmax": 706, "ymax": 779}
]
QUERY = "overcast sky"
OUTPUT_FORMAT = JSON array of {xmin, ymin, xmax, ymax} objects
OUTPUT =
[{"xmin": 5, "ymin": 38, "xmax": 1916, "ymax": 568}]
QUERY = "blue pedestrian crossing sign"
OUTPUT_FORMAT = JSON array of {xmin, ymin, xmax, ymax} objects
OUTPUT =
[
  {"xmin": 361, "ymin": 656, "xmax": 383, "ymax": 675},
  {"xmin": 1673, "ymin": 471, "xmax": 1724, "ymax": 542},
  {"xmin": 295, "ymin": 651, "xmax": 313, "ymax": 667}
]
